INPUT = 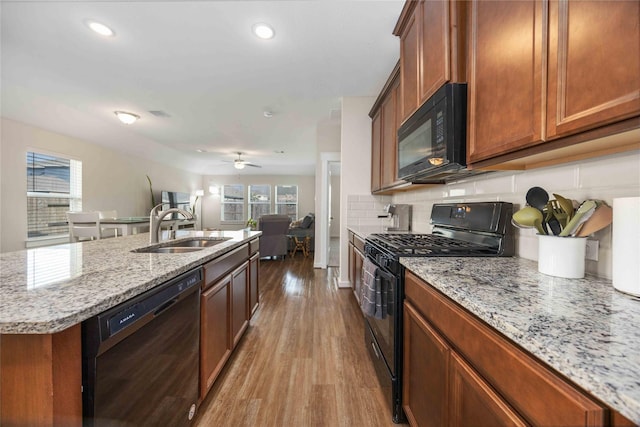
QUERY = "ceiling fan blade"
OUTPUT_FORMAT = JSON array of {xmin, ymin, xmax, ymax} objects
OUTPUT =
[{"xmin": 245, "ymin": 163, "xmax": 262, "ymax": 168}]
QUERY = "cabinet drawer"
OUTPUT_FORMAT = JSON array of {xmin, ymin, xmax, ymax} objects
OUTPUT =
[
  {"xmin": 405, "ymin": 272, "xmax": 607, "ymax": 427},
  {"xmin": 249, "ymin": 238, "xmax": 259, "ymax": 256},
  {"xmin": 203, "ymin": 244, "xmax": 248, "ymax": 290}
]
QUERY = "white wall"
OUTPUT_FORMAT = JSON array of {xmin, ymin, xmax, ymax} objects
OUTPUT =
[
  {"xmin": 338, "ymin": 96, "xmax": 375, "ymax": 285},
  {"xmin": 201, "ymin": 175, "xmax": 315, "ymax": 230},
  {"xmin": 330, "ymin": 173, "xmax": 341, "ymax": 237},
  {"xmin": 314, "ymin": 118, "xmax": 342, "ymax": 260},
  {"xmin": 391, "ymin": 150, "xmax": 640, "ymax": 280},
  {"xmin": 0, "ymin": 118, "xmax": 201, "ymax": 252}
]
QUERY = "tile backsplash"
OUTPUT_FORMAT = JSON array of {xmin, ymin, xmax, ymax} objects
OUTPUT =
[{"xmin": 347, "ymin": 150, "xmax": 640, "ymax": 279}]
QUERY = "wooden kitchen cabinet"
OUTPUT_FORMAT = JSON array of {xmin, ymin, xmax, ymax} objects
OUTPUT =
[
  {"xmin": 371, "ymin": 109, "xmax": 383, "ymax": 192},
  {"xmin": 348, "ymin": 231, "xmax": 365, "ymax": 301},
  {"xmin": 403, "ymin": 302, "xmax": 450, "ymax": 427},
  {"xmin": 249, "ymin": 252, "xmax": 259, "ymax": 318},
  {"xmin": 467, "ymin": 0, "xmax": 545, "ymax": 163},
  {"xmin": 200, "ymin": 274, "xmax": 232, "ymax": 398},
  {"xmin": 394, "ymin": 0, "xmax": 466, "ymax": 124},
  {"xmin": 403, "ymin": 271, "xmax": 608, "ymax": 427},
  {"xmin": 231, "ymin": 261, "xmax": 249, "ymax": 348},
  {"xmin": 1, "ymin": 325, "xmax": 82, "ymax": 427},
  {"xmin": 546, "ymin": 1, "xmax": 640, "ymax": 139},
  {"xmin": 200, "ymin": 243, "xmax": 254, "ymax": 399},
  {"xmin": 370, "ymin": 63, "xmax": 407, "ymax": 194},
  {"xmin": 468, "ymin": 0, "xmax": 640, "ymax": 166},
  {"xmin": 449, "ymin": 352, "xmax": 528, "ymax": 427}
]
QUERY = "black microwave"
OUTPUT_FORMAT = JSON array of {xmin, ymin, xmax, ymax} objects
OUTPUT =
[{"xmin": 397, "ymin": 83, "xmax": 477, "ymax": 184}]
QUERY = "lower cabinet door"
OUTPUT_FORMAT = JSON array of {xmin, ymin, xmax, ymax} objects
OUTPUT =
[
  {"xmin": 449, "ymin": 352, "xmax": 529, "ymax": 427},
  {"xmin": 354, "ymin": 247, "xmax": 364, "ymax": 301},
  {"xmin": 249, "ymin": 253, "xmax": 259, "ymax": 317},
  {"xmin": 231, "ymin": 261, "xmax": 249, "ymax": 348},
  {"xmin": 200, "ymin": 276, "xmax": 232, "ymax": 399},
  {"xmin": 403, "ymin": 302, "xmax": 450, "ymax": 427}
]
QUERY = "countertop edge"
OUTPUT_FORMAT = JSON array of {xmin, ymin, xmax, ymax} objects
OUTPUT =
[{"xmin": 0, "ymin": 231, "xmax": 261, "ymax": 334}]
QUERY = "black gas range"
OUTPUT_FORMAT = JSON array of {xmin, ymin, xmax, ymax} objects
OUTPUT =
[{"xmin": 362, "ymin": 202, "xmax": 513, "ymax": 423}]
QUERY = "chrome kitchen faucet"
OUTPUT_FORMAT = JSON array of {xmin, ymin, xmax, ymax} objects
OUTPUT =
[{"xmin": 149, "ymin": 203, "xmax": 194, "ymax": 244}]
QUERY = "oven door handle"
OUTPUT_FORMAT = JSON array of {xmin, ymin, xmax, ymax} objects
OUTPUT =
[{"xmin": 375, "ymin": 267, "xmax": 396, "ymax": 283}]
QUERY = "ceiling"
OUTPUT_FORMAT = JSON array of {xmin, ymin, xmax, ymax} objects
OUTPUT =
[{"xmin": 1, "ymin": 0, "xmax": 404, "ymax": 175}]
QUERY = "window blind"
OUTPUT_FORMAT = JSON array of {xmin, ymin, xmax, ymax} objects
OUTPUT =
[{"xmin": 26, "ymin": 152, "xmax": 82, "ymax": 239}]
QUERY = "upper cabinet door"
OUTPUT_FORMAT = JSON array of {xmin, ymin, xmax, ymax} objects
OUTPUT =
[
  {"xmin": 420, "ymin": 0, "xmax": 450, "ymax": 104},
  {"xmin": 400, "ymin": 7, "xmax": 421, "ymax": 123},
  {"xmin": 381, "ymin": 77, "xmax": 401, "ymax": 188},
  {"xmin": 371, "ymin": 110, "xmax": 383, "ymax": 192},
  {"xmin": 467, "ymin": 0, "xmax": 546, "ymax": 163},
  {"xmin": 397, "ymin": 0, "xmax": 465, "ymax": 125},
  {"xmin": 546, "ymin": 0, "xmax": 640, "ymax": 139}
]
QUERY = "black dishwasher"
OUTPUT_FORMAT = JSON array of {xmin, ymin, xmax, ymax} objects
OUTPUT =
[{"xmin": 82, "ymin": 268, "xmax": 202, "ymax": 427}]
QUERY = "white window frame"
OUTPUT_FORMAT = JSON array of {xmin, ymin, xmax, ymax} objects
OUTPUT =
[
  {"xmin": 26, "ymin": 150, "xmax": 82, "ymax": 246},
  {"xmin": 220, "ymin": 184, "xmax": 245, "ymax": 223},
  {"xmin": 248, "ymin": 184, "xmax": 271, "ymax": 221},
  {"xmin": 275, "ymin": 185, "xmax": 298, "ymax": 221}
]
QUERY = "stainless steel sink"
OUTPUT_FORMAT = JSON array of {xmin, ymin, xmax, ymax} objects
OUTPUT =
[
  {"xmin": 132, "ymin": 237, "xmax": 232, "ymax": 253},
  {"xmin": 170, "ymin": 238, "xmax": 232, "ymax": 247}
]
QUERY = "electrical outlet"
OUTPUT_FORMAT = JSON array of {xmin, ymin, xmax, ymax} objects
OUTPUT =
[{"xmin": 585, "ymin": 239, "xmax": 599, "ymax": 261}]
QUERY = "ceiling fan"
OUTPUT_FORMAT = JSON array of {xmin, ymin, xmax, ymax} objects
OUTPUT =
[{"xmin": 224, "ymin": 152, "xmax": 262, "ymax": 170}]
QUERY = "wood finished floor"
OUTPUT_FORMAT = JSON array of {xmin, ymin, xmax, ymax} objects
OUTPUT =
[{"xmin": 195, "ymin": 255, "xmax": 406, "ymax": 426}]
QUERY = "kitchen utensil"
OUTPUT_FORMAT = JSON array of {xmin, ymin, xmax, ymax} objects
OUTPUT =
[
  {"xmin": 549, "ymin": 199, "xmax": 569, "ymax": 229},
  {"xmin": 526, "ymin": 187, "xmax": 549, "ymax": 231},
  {"xmin": 576, "ymin": 204, "xmax": 612, "ymax": 237},
  {"xmin": 512, "ymin": 206, "xmax": 546, "ymax": 235},
  {"xmin": 527, "ymin": 187, "xmax": 561, "ymax": 235},
  {"xmin": 559, "ymin": 200, "xmax": 597, "ymax": 236},
  {"xmin": 553, "ymin": 193, "xmax": 574, "ymax": 222}
]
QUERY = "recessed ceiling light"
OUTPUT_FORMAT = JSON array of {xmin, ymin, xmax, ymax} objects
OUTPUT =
[
  {"xmin": 86, "ymin": 20, "xmax": 115, "ymax": 37},
  {"xmin": 252, "ymin": 23, "xmax": 275, "ymax": 40},
  {"xmin": 114, "ymin": 111, "xmax": 139, "ymax": 124},
  {"xmin": 263, "ymin": 111, "xmax": 273, "ymax": 118},
  {"xmin": 196, "ymin": 149, "xmax": 207, "ymax": 153}
]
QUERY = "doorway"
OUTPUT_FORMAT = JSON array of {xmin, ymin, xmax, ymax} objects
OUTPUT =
[
  {"xmin": 328, "ymin": 161, "xmax": 341, "ymax": 267},
  {"xmin": 316, "ymin": 152, "xmax": 340, "ymax": 269}
]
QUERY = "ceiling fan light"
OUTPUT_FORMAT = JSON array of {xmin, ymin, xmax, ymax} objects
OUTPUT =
[
  {"xmin": 234, "ymin": 162, "xmax": 246, "ymax": 170},
  {"xmin": 114, "ymin": 111, "xmax": 140, "ymax": 124}
]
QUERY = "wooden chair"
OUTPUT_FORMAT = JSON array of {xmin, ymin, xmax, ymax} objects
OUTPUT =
[
  {"xmin": 67, "ymin": 212, "xmax": 102, "ymax": 242},
  {"xmin": 99, "ymin": 210, "xmax": 119, "ymax": 238}
]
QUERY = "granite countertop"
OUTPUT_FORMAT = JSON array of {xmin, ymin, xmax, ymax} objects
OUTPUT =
[
  {"xmin": 401, "ymin": 256, "xmax": 640, "ymax": 425},
  {"xmin": 0, "ymin": 229, "xmax": 261, "ymax": 334}
]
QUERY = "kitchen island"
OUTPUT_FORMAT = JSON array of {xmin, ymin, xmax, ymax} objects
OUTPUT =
[
  {"xmin": 401, "ymin": 256, "xmax": 640, "ymax": 426},
  {"xmin": 0, "ymin": 229, "xmax": 261, "ymax": 425}
]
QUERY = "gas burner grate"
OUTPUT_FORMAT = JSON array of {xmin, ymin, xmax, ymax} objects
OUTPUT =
[{"xmin": 368, "ymin": 233, "xmax": 495, "ymax": 256}]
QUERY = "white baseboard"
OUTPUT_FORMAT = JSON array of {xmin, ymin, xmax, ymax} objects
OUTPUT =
[{"xmin": 338, "ymin": 280, "xmax": 352, "ymax": 289}]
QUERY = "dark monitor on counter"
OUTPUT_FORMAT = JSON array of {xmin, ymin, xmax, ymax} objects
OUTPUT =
[{"xmin": 161, "ymin": 191, "xmax": 191, "ymax": 219}]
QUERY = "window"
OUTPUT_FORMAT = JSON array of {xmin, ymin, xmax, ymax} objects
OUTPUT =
[
  {"xmin": 248, "ymin": 184, "xmax": 271, "ymax": 220},
  {"xmin": 26, "ymin": 151, "xmax": 82, "ymax": 239},
  {"xmin": 275, "ymin": 185, "xmax": 298, "ymax": 221},
  {"xmin": 221, "ymin": 184, "xmax": 244, "ymax": 222}
]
